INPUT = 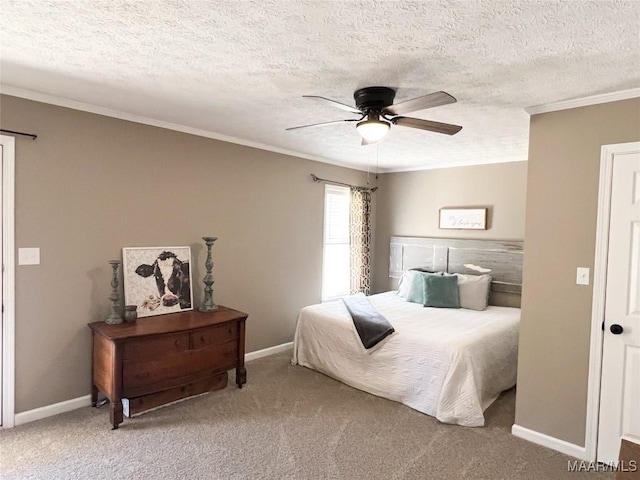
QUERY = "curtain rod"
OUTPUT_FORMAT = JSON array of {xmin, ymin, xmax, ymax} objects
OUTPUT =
[
  {"xmin": 0, "ymin": 129, "xmax": 37, "ymax": 140},
  {"xmin": 310, "ymin": 174, "xmax": 378, "ymax": 192}
]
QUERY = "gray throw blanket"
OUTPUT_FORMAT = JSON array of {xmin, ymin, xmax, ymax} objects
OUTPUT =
[{"xmin": 342, "ymin": 293, "xmax": 395, "ymax": 349}]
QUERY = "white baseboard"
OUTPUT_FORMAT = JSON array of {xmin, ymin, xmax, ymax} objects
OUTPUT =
[
  {"xmin": 14, "ymin": 395, "xmax": 92, "ymax": 426},
  {"xmin": 11, "ymin": 342, "xmax": 293, "ymax": 427},
  {"xmin": 245, "ymin": 341, "xmax": 293, "ymax": 362},
  {"xmin": 512, "ymin": 424, "xmax": 587, "ymax": 460}
]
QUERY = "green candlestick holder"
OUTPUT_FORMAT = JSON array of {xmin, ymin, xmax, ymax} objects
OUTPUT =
[
  {"xmin": 106, "ymin": 260, "xmax": 123, "ymax": 324},
  {"xmin": 199, "ymin": 237, "xmax": 219, "ymax": 312}
]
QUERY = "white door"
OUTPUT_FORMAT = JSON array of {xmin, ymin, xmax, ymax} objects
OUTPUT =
[
  {"xmin": 597, "ymin": 146, "xmax": 640, "ymax": 463},
  {"xmin": 1, "ymin": 134, "xmax": 15, "ymax": 428},
  {"xmin": 0, "ymin": 141, "xmax": 3, "ymax": 426}
]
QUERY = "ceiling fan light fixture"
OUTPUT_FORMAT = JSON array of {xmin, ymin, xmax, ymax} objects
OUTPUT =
[
  {"xmin": 288, "ymin": 88, "xmax": 461, "ymax": 142},
  {"xmin": 356, "ymin": 118, "xmax": 390, "ymax": 142}
]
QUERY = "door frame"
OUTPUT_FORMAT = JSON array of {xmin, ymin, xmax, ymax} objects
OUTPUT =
[
  {"xmin": 1, "ymin": 134, "xmax": 16, "ymax": 428},
  {"xmin": 585, "ymin": 141, "xmax": 640, "ymax": 461}
]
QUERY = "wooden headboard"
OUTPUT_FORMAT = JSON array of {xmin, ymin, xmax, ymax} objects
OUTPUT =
[{"xmin": 389, "ymin": 236, "xmax": 524, "ymax": 308}]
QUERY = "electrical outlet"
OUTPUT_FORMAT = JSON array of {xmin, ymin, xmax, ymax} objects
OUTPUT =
[
  {"xmin": 576, "ymin": 267, "xmax": 590, "ymax": 285},
  {"xmin": 18, "ymin": 247, "xmax": 40, "ymax": 265}
]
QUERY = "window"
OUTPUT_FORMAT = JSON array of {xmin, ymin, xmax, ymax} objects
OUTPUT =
[{"xmin": 322, "ymin": 185, "xmax": 350, "ymax": 301}]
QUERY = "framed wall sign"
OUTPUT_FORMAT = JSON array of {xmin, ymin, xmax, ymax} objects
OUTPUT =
[{"xmin": 439, "ymin": 208, "xmax": 487, "ymax": 230}]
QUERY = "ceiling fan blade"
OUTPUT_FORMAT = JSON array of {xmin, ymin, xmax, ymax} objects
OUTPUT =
[
  {"xmin": 383, "ymin": 91, "xmax": 456, "ymax": 116},
  {"xmin": 302, "ymin": 95, "xmax": 362, "ymax": 114},
  {"xmin": 392, "ymin": 117, "xmax": 463, "ymax": 135},
  {"xmin": 286, "ymin": 118, "xmax": 359, "ymax": 131},
  {"xmin": 361, "ymin": 138, "xmax": 378, "ymax": 146}
]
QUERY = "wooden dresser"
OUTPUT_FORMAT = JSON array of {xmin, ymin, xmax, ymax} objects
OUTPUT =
[{"xmin": 89, "ymin": 307, "xmax": 247, "ymax": 429}]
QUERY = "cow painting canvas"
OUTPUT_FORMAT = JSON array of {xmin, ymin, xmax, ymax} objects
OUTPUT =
[{"xmin": 122, "ymin": 246, "xmax": 193, "ymax": 318}]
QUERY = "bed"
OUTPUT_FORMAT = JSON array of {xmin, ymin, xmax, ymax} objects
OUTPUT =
[{"xmin": 292, "ymin": 236, "xmax": 523, "ymax": 427}]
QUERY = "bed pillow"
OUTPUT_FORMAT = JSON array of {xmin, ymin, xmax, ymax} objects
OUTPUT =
[
  {"xmin": 406, "ymin": 272, "xmax": 426, "ymax": 304},
  {"xmin": 423, "ymin": 274, "xmax": 460, "ymax": 308},
  {"xmin": 409, "ymin": 267, "xmax": 436, "ymax": 274},
  {"xmin": 406, "ymin": 271, "xmax": 442, "ymax": 304},
  {"xmin": 455, "ymin": 273, "xmax": 492, "ymax": 311},
  {"xmin": 397, "ymin": 270, "xmax": 419, "ymax": 298},
  {"xmin": 398, "ymin": 269, "xmax": 436, "ymax": 299}
]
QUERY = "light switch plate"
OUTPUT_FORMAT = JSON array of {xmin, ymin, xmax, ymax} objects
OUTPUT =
[
  {"xmin": 576, "ymin": 267, "xmax": 590, "ymax": 285},
  {"xmin": 18, "ymin": 247, "xmax": 40, "ymax": 265}
]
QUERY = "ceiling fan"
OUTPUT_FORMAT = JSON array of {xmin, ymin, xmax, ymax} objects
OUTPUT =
[{"xmin": 286, "ymin": 86, "xmax": 462, "ymax": 145}]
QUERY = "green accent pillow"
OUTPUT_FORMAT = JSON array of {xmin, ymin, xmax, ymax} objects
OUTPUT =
[
  {"xmin": 424, "ymin": 274, "xmax": 460, "ymax": 308},
  {"xmin": 406, "ymin": 271, "xmax": 442, "ymax": 305},
  {"xmin": 406, "ymin": 272, "xmax": 426, "ymax": 304}
]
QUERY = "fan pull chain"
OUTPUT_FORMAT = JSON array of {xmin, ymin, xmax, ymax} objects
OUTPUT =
[{"xmin": 366, "ymin": 149, "xmax": 370, "ymax": 186}]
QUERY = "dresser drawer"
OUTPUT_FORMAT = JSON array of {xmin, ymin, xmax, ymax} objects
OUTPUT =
[
  {"xmin": 123, "ymin": 332, "xmax": 190, "ymax": 360},
  {"xmin": 123, "ymin": 373, "xmax": 228, "ymax": 417},
  {"xmin": 123, "ymin": 351, "xmax": 200, "ymax": 392},
  {"xmin": 122, "ymin": 342, "xmax": 239, "ymax": 394},
  {"xmin": 191, "ymin": 323, "xmax": 238, "ymax": 349},
  {"xmin": 197, "ymin": 341, "xmax": 238, "ymax": 372}
]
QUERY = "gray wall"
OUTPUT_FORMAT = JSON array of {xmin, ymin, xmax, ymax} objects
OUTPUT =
[
  {"xmin": 516, "ymin": 97, "xmax": 640, "ymax": 446},
  {"xmin": 372, "ymin": 162, "xmax": 528, "ymax": 293},
  {"xmin": 0, "ymin": 94, "xmax": 371, "ymax": 413},
  {"xmin": 9, "ymin": 90, "xmax": 634, "ymax": 445}
]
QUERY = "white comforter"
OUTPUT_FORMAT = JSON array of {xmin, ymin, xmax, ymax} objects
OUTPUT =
[{"xmin": 291, "ymin": 292, "xmax": 520, "ymax": 427}]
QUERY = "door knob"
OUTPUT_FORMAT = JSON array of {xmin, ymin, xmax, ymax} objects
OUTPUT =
[{"xmin": 610, "ymin": 324, "xmax": 624, "ymax": 335}]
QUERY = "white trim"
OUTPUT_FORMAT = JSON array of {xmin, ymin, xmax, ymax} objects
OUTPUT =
[
  {"xmin": 1, "ymin": 135, "xmax": 16, "ymax": 429},
  {"xmin": 9, "ymin": 341, "xmax": 294, "ymax": 426},
  {"xmin": 377, "ymin": 158, "xmax": 528, "ymax": 174},
  {"xmin": 588, "ymin": 141, "xmax": 640, "ymax": 461},
  {"xmin": 245, "ymin": 341, "xmax": 293, "ymax": 362},
  {"xmin": 0, "ymin": 85, "xmax": 534, "ymax": 175},
  {"xmin": 525, "ymin": 88, "xmax": 640, "ymax": 115},
  {"xmin": 584, "ymin": 144, "xmax": 614, "ymax": 461},
  {"xmin": 511, "ymin": 424, "xmax": 587, "ymax": 460},
  {"xmin": 14, "ymin": 395, "xmax": 92, "ymax": 426},
  {"xmin": 622, "ymin": 435, "xmax": 640, "ymax": 445},
  {"xmin": 0, "ymin": 85, "xmax": 370, "ymax": 173}
]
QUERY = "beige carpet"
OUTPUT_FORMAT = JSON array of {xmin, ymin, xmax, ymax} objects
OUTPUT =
[{"xmin": 0, "ymin": 352, "xmax": 613, "ymax": 480}]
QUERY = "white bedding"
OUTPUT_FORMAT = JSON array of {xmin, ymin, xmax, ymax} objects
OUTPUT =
[{"xmin": 291, "ymin": 291, "xmax": 520, "ymax": 426}]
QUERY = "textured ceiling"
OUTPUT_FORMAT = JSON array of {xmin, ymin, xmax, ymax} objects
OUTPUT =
[{"xmin": 1, "ymin": 1, "xmax": 639, "ymax": 172}]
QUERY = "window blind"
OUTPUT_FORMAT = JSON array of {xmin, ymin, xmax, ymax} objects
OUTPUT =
[{"xmin": 322, "ymin": 185, "xmax": 351, "ymax": 300}]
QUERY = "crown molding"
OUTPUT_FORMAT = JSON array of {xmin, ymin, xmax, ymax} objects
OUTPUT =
[
  {"xmin": 377, "ymin": 158, "xmax": 527, "ymax": 174},
  {"xmin": 0, "ymin": 84, "xmax": 370, "ymax": 172},
  {"xmin": 525, "ymin": 87, "xmax": 640, "ymax": 115}
]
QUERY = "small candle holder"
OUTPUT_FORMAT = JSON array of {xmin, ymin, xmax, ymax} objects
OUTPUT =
[
  {"xmin": 124, "ymin": 305, "xmax": 138, "ymax": 323},
  {"xmin": 199, "ymin": 236, "xmax": 219, "ymax": 312},
  {"xmin": 106, "ymin": 260, "xmax": 123, "ymax": 324}
]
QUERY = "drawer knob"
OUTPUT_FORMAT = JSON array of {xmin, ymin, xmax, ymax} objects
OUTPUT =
[
  {"xmin": 175, "ymin": 340, "xmax": 181, "ymax": 347},
  {"xmin": 201, "ymin": 335, "xmax": 206, "ymax": 342}
]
